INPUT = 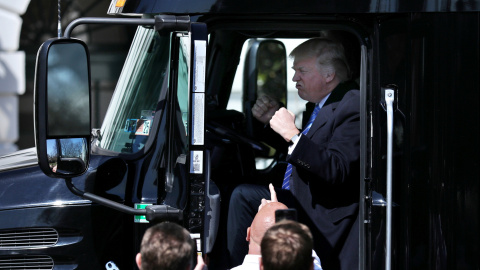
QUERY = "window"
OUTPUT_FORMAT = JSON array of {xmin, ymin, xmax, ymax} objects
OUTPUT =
[
  {"xmin": 227, "ymin": 38, "xmax": 307, "ymax": 169},
  {"xmin": 96, "ymin": 27, "xmax": 171, "ymax": 154},
  {"xmin": 227, "ymin": 38, "xmax": 307, "ymax": 127}
]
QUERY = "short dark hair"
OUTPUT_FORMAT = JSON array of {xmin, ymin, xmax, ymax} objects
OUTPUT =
[
  {"xmin": 139, "ymin": 222, "xmax": 195, "ymax": 270},
  {"xmin": 260, "ymin": 220, "xmax": 313, "ymax": 270}
]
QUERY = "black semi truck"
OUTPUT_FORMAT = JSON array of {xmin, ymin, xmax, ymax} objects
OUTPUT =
[{"xmin": 0, "ymin": 0, "xmax": 478, "ymax": 269}]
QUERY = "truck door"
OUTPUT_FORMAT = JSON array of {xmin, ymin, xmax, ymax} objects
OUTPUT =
[
  {"xmin": 366, "ymin": 13, "xmax": 480, "ymax": 269},
  {"xmin": 366, "ymin": 15, "xmax": 416, "ymax": 270},
  {"xmin": 90, "ymin": 17, "xmax": 213, "ymax": 256},
  {"xmin": 31, "ymin": 16, "xmax": 214, "ymax": 269}
]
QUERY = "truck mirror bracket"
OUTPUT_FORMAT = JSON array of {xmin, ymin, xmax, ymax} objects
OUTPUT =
[
  {"xmin": 63, "ymin": 17, "xmax": 156, "ymax": 38},
  {"xmin": 65, "ymin": 178, "xmax": 183, "ymax": 222},
  {"xmin": 155, "ymin": 15, "xmax": 190, "ymax": 34},
  {"xmin": 62, "ymin": 16, "xmax": 191, "ymax": 39}
]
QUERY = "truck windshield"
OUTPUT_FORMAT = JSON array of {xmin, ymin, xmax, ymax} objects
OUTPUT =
[{"xmin": 96, "ymin": 27, "xmax": 170, "ymax": 153}]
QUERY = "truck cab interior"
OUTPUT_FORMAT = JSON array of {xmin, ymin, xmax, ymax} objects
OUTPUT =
[
  {"xmin": 201, "ymin": 20, "xmax": 362, "ymax": 267},
  {"xmin": 204, "ymin": 23, "xmax": 361, "ymax": 184}
]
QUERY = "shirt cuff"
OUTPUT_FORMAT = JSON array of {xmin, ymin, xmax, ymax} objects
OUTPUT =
[{"xmin": 288, "ymin": 134, "xmax": 302, "ymax": 155}]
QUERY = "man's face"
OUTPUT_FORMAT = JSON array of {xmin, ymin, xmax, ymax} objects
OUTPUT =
[{"xmin": 292, "ymin": 57, "xmax": 330, "ymax": 103}]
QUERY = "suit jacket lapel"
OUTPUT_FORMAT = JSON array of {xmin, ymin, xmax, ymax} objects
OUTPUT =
[
  {"xmin": 306, "ymin": 80, "xmax": 358, "ymax": 137},
  {"xmin": 307, "ymin": 103, "xmax": 335, "ymax": 137}
]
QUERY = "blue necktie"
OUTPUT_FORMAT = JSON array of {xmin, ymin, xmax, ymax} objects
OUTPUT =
[{"xmin": 282, "ymin": 104, "xmax": 321, "ymax": 190}]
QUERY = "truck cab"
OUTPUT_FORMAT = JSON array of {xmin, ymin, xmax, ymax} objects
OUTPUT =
[{"xmin": 0, "ymin": 0, "xmax": 479, "ymax": 269}]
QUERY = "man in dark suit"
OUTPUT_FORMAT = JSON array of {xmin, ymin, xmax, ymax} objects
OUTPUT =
[{"xmin": 227, "ymin": 38, "xmax": 360, "ymax": 270}]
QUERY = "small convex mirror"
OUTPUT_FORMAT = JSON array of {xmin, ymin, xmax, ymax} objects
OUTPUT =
[
  {"xmin": 47, "ymin": 138, "xmax": 88, "ymax": 174},
  {"xmin": 35, "ymin": 38, "xmax": 91, "ymax": 177}
]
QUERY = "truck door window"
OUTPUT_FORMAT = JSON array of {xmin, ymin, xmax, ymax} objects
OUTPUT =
[
  {"xmin": 177, "ymin": 35, "xmax": 190, "ymax": 136},
  {"xmin": 96, "ymin": 27, "xmax": 171, "ymax": 153},
  {"xmin": 228, "ymin": 39, "xmax": 308, "ymax": 125},
  {"xmin": 227, "ymin": 38, "xmax": 306, "ymax": 169}
]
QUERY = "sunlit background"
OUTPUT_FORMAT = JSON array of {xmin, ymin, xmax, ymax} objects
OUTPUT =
[{"xmin": 0, "ymin": 0, "xmax": 135, "ymax": 155}]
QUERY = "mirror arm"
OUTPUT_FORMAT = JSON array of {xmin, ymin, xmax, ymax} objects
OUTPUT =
[
  {"xmin": 65, "ymin": 177, "xmax": 143, "ymax": 215},
  {"xmin": 63, "ymin": 17, "xmax": 156, "ymax": 38},
  {"xmin": 65, "ymin": 178, "xmax": 183, "ymax": 221},
  {"xmin": 63, "ymin": 15, "xmax": 190, "ymax": 39}
]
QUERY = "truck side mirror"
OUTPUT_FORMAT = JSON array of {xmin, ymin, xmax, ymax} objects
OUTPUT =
[{"xmin": 34, "ymin": 38, "xmax": 91, "ymax": 177}]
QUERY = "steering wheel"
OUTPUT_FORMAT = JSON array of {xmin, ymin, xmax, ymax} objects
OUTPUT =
[{"xmin": 206, "ymin": 120, "xmax": 269, "ymax": 155}]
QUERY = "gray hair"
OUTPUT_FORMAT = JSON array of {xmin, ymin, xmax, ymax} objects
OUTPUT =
[{"xmin": 290, "ymin": 38, "xmax": 350, "ymax": 82}]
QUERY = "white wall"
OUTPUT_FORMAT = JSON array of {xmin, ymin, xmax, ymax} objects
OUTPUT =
[{"xmin": 0, "ymin": 1, "xmax": 30, "ymax": 156}]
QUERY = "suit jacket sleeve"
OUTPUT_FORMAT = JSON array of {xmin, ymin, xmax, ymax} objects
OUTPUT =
[{"xmin": 287, "ymin": 90, "xmax": 360, "ymax": 187}]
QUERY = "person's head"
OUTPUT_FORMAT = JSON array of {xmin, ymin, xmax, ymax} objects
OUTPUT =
[
  {"xmin": 136, "ymin": 222, "xmax": 196, "ymax": 270},
  {"xmin": 260, "ymin": 220, "xmax": 314, "ymax": 270},
  {"xmin": 246, "ymin": 202, "xmax": 288, "ymax": 255},
  {"xmin": 290, "ymin": 38, "xmax": 350, "ymax": 103}
]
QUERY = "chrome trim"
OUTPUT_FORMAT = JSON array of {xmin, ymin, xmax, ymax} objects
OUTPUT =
[
  {"xmin": 0, "ymin": 228, "xmax": 58, "ymax": 249},
  {"xmin": 384, "ymin": 88, "xmax": 395, "ymax": 270}
]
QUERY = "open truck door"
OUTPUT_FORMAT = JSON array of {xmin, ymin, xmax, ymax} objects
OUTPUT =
[{"xmin": 32, "ymin": 15, "xmax": 217, "ymax": 268}]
